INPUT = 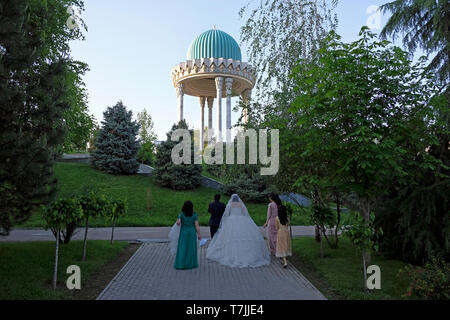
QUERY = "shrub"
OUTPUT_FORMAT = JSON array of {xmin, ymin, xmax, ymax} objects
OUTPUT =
[
  {"xmin": 153, "ymin": 120, "xmax": 202, "ymax": 190},
  {"xmin": 399, "ymin": 256, "xmax": 450, "ymax": 300},
  {"xmin": 137, "ymin": 141, "xmax": 156, "ymax": 166}
]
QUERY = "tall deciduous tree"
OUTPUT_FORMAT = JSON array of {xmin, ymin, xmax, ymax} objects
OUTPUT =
[
  {"xmin": 380, "ymin": 0, "xmax": 450, "ymax": 88},
  {"xmin": 91, "ymin": 101, "xmax": 140, "ymax": 175},
  {"xmin": 137, "ymin": 108, "xmax": 157, "ymax": 166},
  {"xmin": 237, "ymin": 0, "xmax": 339, "ymax": 206},
  {"xmin": 0, "ymin": 0, "xmax": 86, "ymax": 235},
  {"xmin": 289, "ymin": 27, "xmax": 443, "ymax": 264},
  {"xmin": 239, "ymin": 0, "xmax": 338, "ymax": 125},
  {"xmin": 62, "ymin": 61, "xmax": 96, "ymax": 153}
]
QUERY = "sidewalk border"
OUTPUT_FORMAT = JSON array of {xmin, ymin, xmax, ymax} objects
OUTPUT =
[{"xmin": 96, "ymin": 242, "xmax": 145, "ymax": 300}]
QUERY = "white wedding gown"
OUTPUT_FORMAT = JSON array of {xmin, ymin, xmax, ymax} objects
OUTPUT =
[{"xmin": 206, "ymin": 194, "xmax": 270, "ymax": 268}]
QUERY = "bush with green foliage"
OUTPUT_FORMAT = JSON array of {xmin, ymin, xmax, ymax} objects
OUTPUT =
[
  {"xmin": 137, "ymin": 141, "xmax": 156, "ymax": 166},
  {"xmin": 222, "ymin": 172, "xmax": 275, "ymax": 203},
  {"xmin": 42, "ymin": 199, "xmax": 84, "ymax": 241},
  {"xmin": 153, "ymin": 120, "xmax": 202, "ymax": 190},
  {"xmin": 374, "ymin": 92, "xmax": 449, "ymax": 264},
  {"xmin": 399, "ymin": 256, "xmax": 450, "ymax": 300},
  {"xmin": 343, "ymin": 212, "xmax": 383, "ymax": 286},
  {"xmin": 91, "ymin": 101, "xmax": 140, "ymax": 175}
]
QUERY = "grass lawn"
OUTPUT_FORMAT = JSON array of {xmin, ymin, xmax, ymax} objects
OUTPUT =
[
  {"xmin": 291, "ymin": 237, "xmax": 412, "ymax": 300},
  {"xmin": 19, "ymin": 162, "xmax": 311, "ymax": 228},
  {"xmin": 0, "ymin": 240, "xmax": 129, "ymax": 300}
]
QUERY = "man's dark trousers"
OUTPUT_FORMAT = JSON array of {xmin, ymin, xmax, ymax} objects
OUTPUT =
[{"xmin": 208, "ymin": 200, "xmax": 226, "ymax": 238}]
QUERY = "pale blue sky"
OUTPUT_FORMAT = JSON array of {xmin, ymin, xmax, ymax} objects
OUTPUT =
[{"xmin": 69, "ymin": 0, "xmax": 392, "ymax": 140}]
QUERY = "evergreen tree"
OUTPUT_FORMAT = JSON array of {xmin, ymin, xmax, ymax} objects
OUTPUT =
[
  {"xmin": 0, "ymin": 0, "xmax": 85, "ymax": 234},
  {"xmin": 91, "ymin": 101, "xmax": 140, "ymax": 175},
  {"xmin": 154, "ymin": 120, "xmax": 202, "ymax": 190},
  {"xmin": 380, "ymin": 0, "xmax": 449, "ymax": 88}
]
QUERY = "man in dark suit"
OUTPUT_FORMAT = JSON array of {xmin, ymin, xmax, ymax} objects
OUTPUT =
[{"xmin": 208, "ymin": 194, "xmax": 226, "ymax": 238}]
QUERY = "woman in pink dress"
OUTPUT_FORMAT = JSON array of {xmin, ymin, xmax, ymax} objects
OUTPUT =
[{"xmin": 264, "ymin": 193, "xmax": 281, "ymax": 255}]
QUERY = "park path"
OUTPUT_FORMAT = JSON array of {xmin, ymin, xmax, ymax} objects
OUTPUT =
[
  {"xmin": 0, "ymin": 226, "xmax": 326, "ymax": 242},
  {"xmin": 96, "ymin": 241, "xmax": 326, "ymax": 300}
]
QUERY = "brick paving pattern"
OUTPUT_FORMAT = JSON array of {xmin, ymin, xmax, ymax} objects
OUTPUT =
[{"xmin": 97, "ymin": 242, "xmax": 326, "ymax": 300}]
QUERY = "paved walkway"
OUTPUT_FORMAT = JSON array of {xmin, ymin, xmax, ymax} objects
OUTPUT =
[
  {"xmin": 97, "ymin": 242, "xmax": 326, "ymax": 300},
  {"xmin": 0, "ymin": 226, "xmax": 334, "ymax": 242}
]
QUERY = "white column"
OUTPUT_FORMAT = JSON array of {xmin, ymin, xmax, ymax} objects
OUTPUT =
[
  {"xmin": 199, "ymin": 97, "xmax": 205, "ymax": 150},
  {"xmin": 241, "ymin": 89, "xmax": 252, "ymax": 125},
  {"xmin": 225, "ymin": 78, "xmax": 233, "ymax": 143},
  {"xmin": 176, "ymin": 83, "xmax": 184, "ymax": 122},
  {"xmin": 215, "ymin": 77, "xmax": 224, "ymax": 142},
  {"xmin": 207, "ymin": 97, "xmax": 214, "ymax": 129},
  {"xmin": 207, "ymin": 97, "xmax": 214, "ymax": 143}
]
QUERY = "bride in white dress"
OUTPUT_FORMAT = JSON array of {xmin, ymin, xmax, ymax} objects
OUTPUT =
[{"xmin": 206, "ymin": 194, "xmax": 270, "ymax": 268}]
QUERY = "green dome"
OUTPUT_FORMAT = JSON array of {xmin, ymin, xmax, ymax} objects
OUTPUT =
[{"xmin": 187, "ymin": 29, "xmax": 242, "ymax": 61}]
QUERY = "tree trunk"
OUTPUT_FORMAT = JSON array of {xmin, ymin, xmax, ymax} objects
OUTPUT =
[
  {"xmin": 320, "ymin": 229, "xmax": 324, "ymax": 258},
  {"xmin": 53, "ymin": 229, "xmax": 60, "ymax": 290},
  {"xmin": 363, "ymin": 252, "xmax": 368, "ymax": 292},
  {"xmin": 315, "ymin": 225, "xmax": 321, "ymax": 242},
  {"xmin": 110, "ymin": 218, "xmax": 116, "ymax": 244},
  {"xmin": 360, "ymin": 198, "xmax": 372, "ymax": 265},
  {"xmin": 335, "ymin": 194, "xmax": 341, "ymax": 248},
  {"xmin": 289, "ymin": 211, "xmax": 293, "ymax": 240},
  {"xmin": 82, "ymin": 216, "xmax": 89, "ymax": 261}
]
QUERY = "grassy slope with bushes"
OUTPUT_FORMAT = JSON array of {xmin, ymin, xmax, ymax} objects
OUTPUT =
[{"xmin": 20, "ymin": 162, "xmax": 311, "ymax": 228}]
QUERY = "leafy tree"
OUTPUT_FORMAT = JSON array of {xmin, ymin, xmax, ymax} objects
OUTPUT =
[
  {"xmin": 309, "ymin": 204, "xmax": 336, "ymax": 257},
  {"xmin": 91, "ymin": 101, "xmax": 140, "ymax": 175},
  {"xmin": 106, "ymin": 199, "xmax": 127, "ymax": 244},
  {"xmin": 87, "ymin": 122, "xmax": 100, "ymax": 152},
  {"xmin": 239, "ymin": 0, "xmax": 338, "ymax": 103},
  {"xmin": 343, "ymin": 212, "xmax": 383, "ymax": 289},
  {"xmin": 79, "ymin": 190, "xmax": 108, "ymax": 261},
  {"xmin": 137, "ymin": 109, "xmax": 157, "ymax": 166},
  {"xmin": 375, "ymin": 94, "xmax": 450, "ymax": 263},
  {"xmin": 0, "ymin": 0, "xmax": 87, "ymax": 235},
  {"xmin": 42, "ymin": 198, "xmax": 83, "ymax": 289},
  {"xmin": 154, "ymin": 120, "xmax": 202, "ymax": 190},
  {"xmin": 380, "ymin": 0, "xmax": 450, "ymax": 88},
  {"xmin": 237, "ymin": 0, "xmax": 341, "ymax": 233},
  {"xmin": 289, "ymin": 27, "xmax": 442, "ymax": 265},
  {"xmin": 238, "ymin": 0, "xmax": 338, "ymax": 132},
  {"xmin": 61, "ymin": 62, "xmax": 96, "ymax": 153}
]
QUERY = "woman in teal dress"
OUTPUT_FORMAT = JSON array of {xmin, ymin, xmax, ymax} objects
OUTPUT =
[{"xmin": 174, "ymin": 200, "xmax": 202, "ymax": 269}]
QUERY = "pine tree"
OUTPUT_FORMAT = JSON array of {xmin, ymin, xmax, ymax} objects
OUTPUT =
[
  {"xmin": 0, "ymin": 0, "xmax": 80, "ymax": 234},
  {"xmin": 91, "ymin": 101, "xmax": 140, "ymax": 175},
  {"xmin": 154, "ymin": 120, "xmax": 202, "ymax": 190},
  {"xmin": 380, "ymin": 0, "xmax": 449, "ymax": 88}
]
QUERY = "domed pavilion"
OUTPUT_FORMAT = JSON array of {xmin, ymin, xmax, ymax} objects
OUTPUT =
[{"xmin": 171, "ymin": 28, "xmax": 256, "ymax": 148}]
